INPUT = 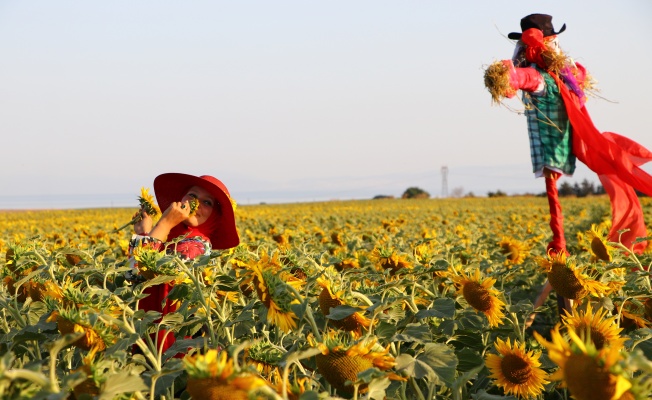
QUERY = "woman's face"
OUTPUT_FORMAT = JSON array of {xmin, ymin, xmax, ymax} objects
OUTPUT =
[{"xmin": 182, "ymin": 185, "xmax": 216, "ymax": 226}]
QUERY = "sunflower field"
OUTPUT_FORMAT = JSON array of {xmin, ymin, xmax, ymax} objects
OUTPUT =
[{"xmin": 1, "ymin": 195, "xmax": 652, "ymax": 400}]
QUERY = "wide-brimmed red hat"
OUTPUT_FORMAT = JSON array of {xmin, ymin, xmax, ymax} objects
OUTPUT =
[
  {"xmin": 508, "ymin": 14, "xmax": 566, "ymax": 40},
  {"xmin": 153, "ymin": 173, "xmax": 239, "ymax": 250}
]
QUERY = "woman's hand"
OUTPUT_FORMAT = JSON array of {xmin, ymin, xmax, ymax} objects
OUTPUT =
[
  {"xmin": 160, "ymin": 201, "xmax": 191, "ymax": 226},
  {"xmin": 148, "ymin": 201, "xmax": 191, "ymax": 242},
  {"xmin": 134, "ymin": 209, "xmax": 153, "ymax": 235}
]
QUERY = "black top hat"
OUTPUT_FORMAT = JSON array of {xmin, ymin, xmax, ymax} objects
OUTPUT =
[{"xmin": 508, "ymin": 13, "xmax": 566, "ymax": 40}]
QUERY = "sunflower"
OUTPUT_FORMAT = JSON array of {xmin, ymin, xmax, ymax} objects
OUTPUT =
[
  {"xmin": 309, "ymin": 331, "xmax": 404, "ymax": 397},
  {"xmin": 47, "ymin": 308, "xmax": 114, "ymax": 354},
  {"xmin": 131, "ymin": 246, "xmax": 183, "ymax": 281},
  {"xmin": 369, "ymin": 247, "xmax": 412, "ymax": 275},
  {"xmin": 588, "ymin": 224, "xmax": 616, "ymax": 262},
  {"xmin": 243, "ymin": 250, "xmax": 302, "ymax": 333},
  {"xmin": 115, "ymin": 187, "xmax": 161, "ymax": 232},
  {"xmin": 188, "ymin": 197, "xmax": 199, "ymax": 216},
  {"xmin": 645, "ymin": 298, "xmax": 652, "ymax": 321},
  {"xmin": 534, "ymin": 324, "xmax": 632, "ymax": 400},
  {"xmin": 485, "ymin": 337, "xmax": 548, "ymax": 399},
  {"xmin": 317, "ymin": 269, "xmax": 373, "ymax": 337},
  {"xmin": 561, "ymin": 302, "xmax": 626, "ymax": 350},
  {"xmin": 71, "ymin": 362, "xmax": 101, "ymax": 399},
  {"xmin": 450, "ymin": 269, "xmax": 505, "ymax": 327},
  {"xmin": 536, "ymin": 252, "xmax": 610, "ymax": 300},
  {"xmin": 331, "ymin": 232, "xmax": 345, "ymax": 247},
  {"xmin": 244, "ymin": 341, "xmax": 285, "ymax": 378},
  {"xmin": 183, "ymin": 349, "xmax": 271, "ymax": 400},
  {"xmin": 138, "ymin": 187, "xmax": 161, "ymax": 216},
  {"xmin": 333, "ymin": 256, "xmax": 360, "ymax": 272},
  {"xmin": 498, "ymin": 236, "xmax": 529, "ymax": 264},
  {"xmin": 414, "ymin": 240, "xmax": 439, "ymax": 265},
  {"xmin": 617, "ymin": 300, "xmax": 651, "ymax": 329}
]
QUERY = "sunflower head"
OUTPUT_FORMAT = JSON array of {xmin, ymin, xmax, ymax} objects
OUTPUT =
[
  {"xmin": 450, "ymin": 269, "xmax": 505, "ymax": 327},
  {"xmin": 537, "ymin": 253, "xmax": 609, "ymax": 300},
  {"xmin": 561, "ymin": 302, "xmax": 625, "ymax": 350},
  {"xmin": 618, "ymin": 300, "xmax": 651, "ymax": 329},
  {"xmin": 244, "ymin": 250, "xmax": 301, "ymax": 333},
  {"xmin": 183, "ymin": 349, "xmax": 270, "ymax": 399},
  {"xmin": 485, "ymin": 337, "xmax": 548, "ymax": 399},
  {"xmin": 331, "ymin": 232, "xmax": 345, "ymax": 247},
  {"xmin": 138, "ymin": 187, "xmax": 160, "ymax": 217},
  {"xmin": 535, "ymin": 324, "xmax": 632, "ymax": 400},
  {"xmin": 48, "ymin": 307, "xmax": 115, "ymax": 353},
  {"xmin": 369, "ymin": 247, "xmax": 412, "ymax": 275},
  {"xmin": 498, "ymin": 236, "xmax": 529, "ymax": 264},
  {"xmin": 588, "ymin": 224, "xmax": 615, "ymax": 262},
  {"xmin": 4, "ymin": 243, "xmax": 30, "ymax": 275},
  {"xmin": 309, "ymin": 331, "xmax": 403, "ymax": 397},
  {"xmin": 188, "ymin": 198, "xmax": 199, "ymax": 216},
  {"xmin": 317, "ymin": 270, "xmax": 373, "ymax": 337},
  {"xmin": 414, "ymin": 239, "xmax": 439, "ymax": 265},
  {"xmin": 244, "ymin": 342, "xmax": 285, "ymax": 378},
  {"xmin": 132, "ymin": 246, "xmax": 179, "ymax": 280}
]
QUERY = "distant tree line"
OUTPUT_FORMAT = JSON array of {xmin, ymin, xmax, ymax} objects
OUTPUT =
[
  {"xmin": 558, "ymin": 179, "xmax": 605, "ymax": 197},
  {"xmin": 488, "ymin": 179, "xmax": 649, "ymax": 198},
  {"xmin": 373, "ymin": 180, "xmax": 647, "ymax": 200}
]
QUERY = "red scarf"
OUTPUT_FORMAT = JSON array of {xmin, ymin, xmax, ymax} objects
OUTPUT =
[
  {"xmin": 167, "ymin": 212, "xmax": 219, "ymax": 247},
  {"xmin": 554, "ymin": 77, "xmax": 652, "ymax": 253}
]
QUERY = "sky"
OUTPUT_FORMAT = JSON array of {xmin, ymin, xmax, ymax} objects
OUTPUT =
[{"xmin": 1, "ymin": 1, "xmax": 651, "ymax": 208}]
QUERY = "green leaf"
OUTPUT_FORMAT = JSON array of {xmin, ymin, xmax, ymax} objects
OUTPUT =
[
  {"xmin": 457, "ymin": 347, "xmax": 484, "ymax": 372},
  {"xmin": 453, "ymin": 364, "xmax": 484, "ymax": 391},
  {"xmin": 298, "ymin": 391, "xmax": 321, "ymax": 400},
  {"xmin": 166, "ymin": 283, "xmax": 193, "ymax": 302},
  {"xmin": 395, "ymin": 353, "xmax": 436, "ymax": 381},
  {"xmin": 139, "ymin": 275, "xmax": 177, "ymax": 290},
  {"xmin": 471, "ymin": 389, "xmax": 518, "ymax": 399},
  {"xmin": 418, "ymin": 343, "xmax": 458, "ymax": 386},
  {"xmin": 439, "ymin": 319, "xmax": 458, "ymax": 337},
  {"xmin": 326, "ymin": 305, "xmax": 363, "ymax": 321},
  {"xmin": 416, "ymin": 298, "xmax": 456, "ymax": 319},
  {"xmin": 99, "ymin": 371, "xmax": 147, "ymax": 400},
  {"xmin": 159, "ymin": 312, "xmax": 185, "ymax": 328},
  {"xmin": 364, "ymin": 376, "xmax": 391, "ymax": 400},
  {"xmin": 392, "ymin": 323, "xmax": 432, "ymax": 344},
  {"xmin": 27, "ymin": 301, "xmax": 49, "ymax": 326},
  {"xmin": 375, "ymin": 321, "xmax": 397, "ymax": 340}
]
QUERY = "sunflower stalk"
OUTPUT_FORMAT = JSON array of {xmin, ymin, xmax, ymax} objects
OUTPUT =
[
  {"xmin": 215, "ymin": 293, "xmax": 234, "ymax": 344},
  {"xmin": 350, "ymin": 291, "xmax": 374, "ymax": 306},
  {"xmin": 285, "ymin": 284, "xmax": 322, "ymax": 342},
  {"xmin": 1, "ymin": 369, "xmax": 53, "ymax": 391},
  {"xmin": 506, "ymin": 312, "xmax": 525, "ymax": 343},
  {"xmin": 102, "ymin": 298, "xmax": 162, "ymax": 371},
  {"xmin": 614, "ymin": 241, "xmax": 651, "ymax": 291},
  {"xmin": 175, "ymin": 258, "xmax": 217, "ymax": 345},
  {"xmin": 409, "ymin": 376, "xmax": 427, "ymax": 400},
  {"xmin": 3, "ymin": 297, "xmax": 27, "ymax": 330}
]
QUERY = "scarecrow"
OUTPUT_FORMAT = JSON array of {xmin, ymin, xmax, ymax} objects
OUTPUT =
[
  {"xmin": 485, "ymin": 13, "xmax": 652, "ymax": 255},
  {"xmin": 484, "ymin": 14, "xmax": 652, "ymax": 317}
]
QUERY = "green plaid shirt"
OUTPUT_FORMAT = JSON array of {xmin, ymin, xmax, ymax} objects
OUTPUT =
[{"xmin": 522, "ymin": 67, "xmax": 576, "ymax": 175}]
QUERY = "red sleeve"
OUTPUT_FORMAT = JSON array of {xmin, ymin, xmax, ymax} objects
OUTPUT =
[{"xmin": 502, "ymin": 60, "xmax": 544, "ymax": 94}]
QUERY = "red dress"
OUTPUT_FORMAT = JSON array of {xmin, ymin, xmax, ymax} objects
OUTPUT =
[{"xmin": 128, "ymin": 235, "xmax": 211, "ymax": 354}]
